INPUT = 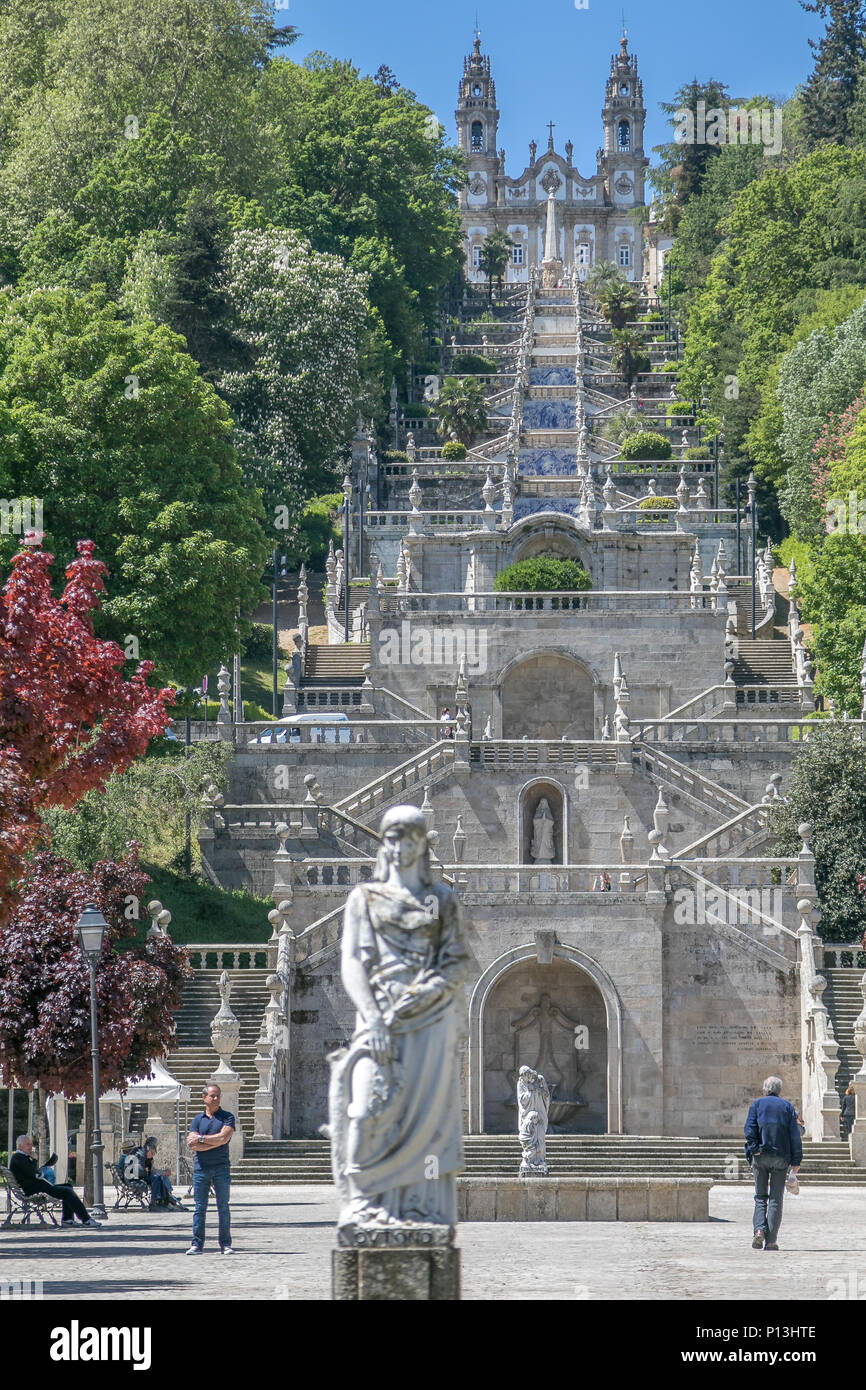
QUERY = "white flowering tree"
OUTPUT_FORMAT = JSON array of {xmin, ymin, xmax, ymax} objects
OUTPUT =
[{"xmin": 220, "ymin": 228, "xmax": 368, "ymax": 518}]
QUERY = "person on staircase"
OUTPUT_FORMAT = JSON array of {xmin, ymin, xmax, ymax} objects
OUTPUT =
[{"xmin": 841, "ymin": 1084, "xmax": 856, "ymax": 1141}]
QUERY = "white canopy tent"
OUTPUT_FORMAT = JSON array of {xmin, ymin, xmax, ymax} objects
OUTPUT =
[{"xmin": 50, "ymin": 1060, "xmax": 191, "ymax": 1186}]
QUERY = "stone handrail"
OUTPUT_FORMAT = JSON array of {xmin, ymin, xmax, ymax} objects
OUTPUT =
[
  {"xmin": 632, "ymin": 742, "xmax": 749, "ymax": 819},
  {"xmin": 294, "ymin": 906, "xmax": 344, "ymax": 970},
  {"xmin": 375, "ymin": 590, "xmax": 724, "ymax": 617},
  {"xmin": 674, "ymin": 804, "xmax": 770, "ymax": 860},
  {"xmin": 636, "ymin": 718, "xmax": 866, "ymax": 745},
  {"xmin": 797, "ymin": 873, "xmax": 841, "ymax": 1139},
  {"xmin": 820, "ymin": 943, "xmax": 866, "ymax": 968},
  {"xmin": 669, "ymin": 857, "xmax": 799, "ymax": 888},
  {"xmin": 185, "ymin": 945, "xmax": 270, "ymax": 970},
  {"xmin": 448, "ymin": 863, "xmax": 659, "ymax": 895},
  {"xmin": 670, "ymin": 864, "xmax": 797, "ymax": 970},
  {"xmin": 244, "ymin": 718, "xmax": 440, "ymax": 747},
  {"xmin": 373, "ymin": 686, "xmax": 432, "ymax": 721},
  {"xmin": 466, "ymin": 433, "xmax": 511, "ymax": 462},
  {"xmin": 333, "ymin": 739, "xmax": 457, "ymax": 823},
  {"xmin": 366, "ymin": 508, "xmax": 487, "ymax": 531},
  {"xmin": 253, "ymin": 922, "xmax": 293, "ymax": 1139},
  {"xmin": 471, "ymin": 740, "xmax": 617, "ymax": 768}
]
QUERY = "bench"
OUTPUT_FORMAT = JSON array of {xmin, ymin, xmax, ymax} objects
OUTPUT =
[
  {"xmin": 0, "ymin": 1165, "xmax": 64, "ymax": 1227},
  {"xmin": 106, "ymin": 1161, "xmax": 150, "ymax": 1211}
]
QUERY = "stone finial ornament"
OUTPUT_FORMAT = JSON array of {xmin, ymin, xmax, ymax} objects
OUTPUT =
[{"xmin": 210, "ymin": 971, "xmax": 240, "ymax": 1075}]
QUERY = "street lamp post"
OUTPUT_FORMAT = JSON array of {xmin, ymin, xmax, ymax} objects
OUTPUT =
[
  {"xmin": 75, "ymin": 903, "xmax": 109, "ymax": 1220},
  {"xmin": 343, "ymin": 475, "xmax": 352, "ymax": 644},
  {"xmin": 748, "ymin": 471, "xmax": 758, "ymax": 641},
  {"xmin": 736, "ymin": 477, "xmax": 742, "ymax": 577}
]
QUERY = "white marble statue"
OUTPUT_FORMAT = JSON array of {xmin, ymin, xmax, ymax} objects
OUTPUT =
[
  {"xmin": 517, "ymin": 1066, "xmax": 550, "ymax": 1175},
  {"xmin": 530, "ymin": 798, "xmax": 555, "ymax": 863},
  {"xmin": 328, "ymin": 805, "xmax": 470, "ymax": 1238}
]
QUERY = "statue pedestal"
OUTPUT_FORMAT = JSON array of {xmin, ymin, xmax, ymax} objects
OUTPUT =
[{"xmin": 332, "ymin": 1226, "xmax": 460, "ymax": 1301}]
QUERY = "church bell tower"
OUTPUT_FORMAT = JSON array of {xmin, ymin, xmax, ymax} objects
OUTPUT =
[
  {"xmin": 456, "ymin": 32, "xmax": 500, "ymax": 210},
  {"xmin": 600, "ymin": 33, "xmax": 648, "ymax": 208}
]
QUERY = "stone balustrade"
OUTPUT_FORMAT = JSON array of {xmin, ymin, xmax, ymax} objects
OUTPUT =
[
  {"xmin": 632, "ymin": 743, "xmax": 748, "ymax": 818},
  {"xmin": 470, "ymin": 740, "xmax": 617, "ymax": 769},
  {"xmin": 334, "ymin": 740, "xmax": 457, "ymax": 822},
  {"xmin": 376, "ymin": 590, "xmax": 724, "ymax": 617},
  {"xmin": 366, "ymin": 508, "xmax": 487, "ymax": 531},
  {"xmin": 668, "ymin": 858, "xmax": 799, "ymax": 889},
  {"xmin": 636, "ymin": 718, "xmax": 866, "ymax": 744},
  {"xmin": 821, "ymin": 943, "xmax": 866, "ymax": 969},
  {"xmin": 245, "ymin": 718, "xmax": 440, "ymax": 748},
  {"xmin": 186, "ymin": 945, "xmax": 269, "ymax": 970}
]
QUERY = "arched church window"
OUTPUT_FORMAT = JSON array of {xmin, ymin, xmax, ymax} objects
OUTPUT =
[
  {"xmin": 471, "ymin": 121, "xmax": 484, "ymax": 152},
  {"xmin": 618, "ymin": 120, "xmax": 631, "ymax": 151}
]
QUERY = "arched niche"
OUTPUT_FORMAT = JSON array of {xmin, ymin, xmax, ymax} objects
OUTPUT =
[
  {"xmin": 468, "ymin": 944, "xmax": 622, "ymax": 1134},
  {"xmin": 501, "ymin": 650, "xmax": 595, "ymax": 740},
  {"xmin": 520, "ymin": 777, "xmax": 567, "ymax": 865}
]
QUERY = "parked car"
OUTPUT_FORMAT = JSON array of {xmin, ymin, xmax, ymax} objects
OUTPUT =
[{"xmin": 248, "ymin": 712, "xmax": 352, "ymax": 745}]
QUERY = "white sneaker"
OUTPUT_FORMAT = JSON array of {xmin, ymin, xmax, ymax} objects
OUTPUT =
[
  {"xmin": 220, "ymin": 1246, "xmax": 234, "ymax": 1254},
  {"xmin": 185, "ymin": 1244, "xmax": 202, "ymax": 1255},
  {"xmin": 83, "ymin": 1219, "xmax": 103, "ymax": 1228}
]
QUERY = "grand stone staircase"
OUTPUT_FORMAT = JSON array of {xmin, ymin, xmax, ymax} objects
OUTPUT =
[
  {"xmin": 825, "ymin": 968, "xmax": 864, "ymax": 1103},
  {"xmin": 168, "ymin": 968, "xmax": 271, "ymax": 1138},
  {"xmin": 232, "ymin": 1134, "xmax": 864, "ymax": 1185},
  {"xmin": 733, "ymin": 638, "xmax": 795, "ymax": 687}
]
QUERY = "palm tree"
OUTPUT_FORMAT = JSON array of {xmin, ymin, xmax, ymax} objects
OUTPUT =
[
  {"xmin": 436, "ymin": 376, "xmax": 488, "ymax": 446},
  {"xmin": 478, "ymin": 229, "xmax": 514, "ymax": 304},
  {"xmin": 585, "ymin": 260, "xmax": 627, "ymax": 301},
  {"xmin": 598, "ymin": 281, "xmax": 641, "ymax": 330},
  {"xmin": 610, "ymin": 329, "xmax": 650, "ymax": 388}
]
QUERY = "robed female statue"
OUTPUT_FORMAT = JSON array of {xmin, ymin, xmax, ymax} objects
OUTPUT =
[{"xmin": 328, "ymin": 805, "xmax": 470, "ymax": 1235}]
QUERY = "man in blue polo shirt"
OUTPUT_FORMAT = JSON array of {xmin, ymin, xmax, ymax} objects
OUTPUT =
[
  {"xmin": 185, "ymin": 1083, "xmax": 235, "ymax": 1255},
  {"xmin": 744, "ymin": 1075, "xmax": 802, "ymax": 1251}
]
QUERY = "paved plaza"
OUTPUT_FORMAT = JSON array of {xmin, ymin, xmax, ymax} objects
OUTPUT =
[{"xmin": 3, "ymin": 1185, "xmax": 866, "ymax": 1302}]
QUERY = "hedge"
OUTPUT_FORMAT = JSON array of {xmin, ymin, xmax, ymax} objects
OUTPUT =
[
  {"xmin": 619, "ymin": 432, "xmax": 673, "ymax": 462},
  {"xmin": 494, "ymin": 555, "xmax": 592, "ymax": 592}
]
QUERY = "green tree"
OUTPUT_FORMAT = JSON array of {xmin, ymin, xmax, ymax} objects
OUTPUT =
[
  {"xmin": 218, "ymin": 228, "xmax": 369, "ymax": 520},
  {"xmin": 436, "ymin": 377, "xmax": 488, "ymax": 447},
  {"xmin": 598, "ymin": 281, "xmax": 640, "ymax": 330},
  {"xmin": 610, "ymin": 328, "xmax": 650, "ymax": 388},
  {"xmin": 800, "ymin": 0, "xmax": 866, "ymax": 147},
  {"xmin": 770, "ymin": 723, "xmax": 866, "ymax": 941},
  {"xmin": 650, "ymin": 79, "xmax": 733, "ymax": 231},
  {"xmin": 585, "ymin": 261, "xmax": 628, "ymax": 302},
  {"xmin": 0, "ymin": 285, "xmax": 268, "ymax": 684},
  {"xmin": 479, "ymin": 229, "xmax": 514, "ymax": 303},
  {"xmin": 253, "ymin": 54, "xmax": 464, "ymax": 375}
]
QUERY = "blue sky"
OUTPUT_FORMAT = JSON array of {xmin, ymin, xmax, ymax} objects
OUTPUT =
[{"xmin": 286, "ymin": 0, "xmax": 822, "ymax": 173}]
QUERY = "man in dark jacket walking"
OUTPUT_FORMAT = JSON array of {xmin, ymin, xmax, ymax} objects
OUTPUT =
[{"xmin": 744, "ymin": 1076, "xmax": 802, "ymax": 1250}]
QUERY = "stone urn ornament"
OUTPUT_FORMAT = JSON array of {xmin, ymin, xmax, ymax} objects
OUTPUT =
[{"xmin": 210, "ymin": 970, "xmax": 240, "ymax": 1076}]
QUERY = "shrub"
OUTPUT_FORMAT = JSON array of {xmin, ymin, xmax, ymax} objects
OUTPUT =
[
  {"xmin": 637, "ymin": 497, "xmax": 677, "ymax": 510},
  {"xmin": 295, "ymin": 492, "xmax": 343, "ymax": 569},
  {"xmin": 242, "ymin": 623, "xmax": 274, "ymax": 661},
  {"xmin": 684, "ymin": 445, "xmax": 710, "ymax": 460},
  {"xmin": 404, "ymin": 401, "xmax": 430, "ymax": 417},
  {"xmin": 651, "ymin": 360, "xmax": 680, "ymax": 375},
  {"xmin": 494, "ymin": 555, "xmax": 592, "ymax": 592},
  {"xmin": 619, "ymin": 432, "xmax": 673, "ymax": 462},
  {"xmin": 384, "ymin": 450, "xmax": 410, "ymax": 463},
  {"xmin": 441, "ymin": 440, "xmax": 468, "ymax": 460},
  {"xmin": 451, "ymin": 353, "xmax": 499, "ymax": 375}
]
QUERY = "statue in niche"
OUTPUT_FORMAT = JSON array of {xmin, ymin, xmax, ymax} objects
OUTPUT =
[
  {"xmin": 530, "ymin": 797, "xmax": 556, "ymax": 863},
  {"xmin": 517, "ymin": 1066, "xmax": 550, "ymax": 1175},
  {"xmin": 328, "ymin": 805, "xmax": 469, "ymax": 1241}
]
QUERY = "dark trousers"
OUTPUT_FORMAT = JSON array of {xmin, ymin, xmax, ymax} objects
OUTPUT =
[
  {"xmin": 753, "ymin": 1153, "xmax": 789, "ymax": 1242},
  {"xmin": 192, "ymin": 1168, "xmax": 231, "ymax": 1249},
  {"xmin": 26, "ymin": 1178, "xmax": 90, "ymax": 1224}
]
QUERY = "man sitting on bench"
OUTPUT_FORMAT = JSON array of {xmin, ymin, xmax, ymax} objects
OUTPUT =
[{"xmin": 9, "ymin": 1135, "xmax": 101, "ymax": 1228}]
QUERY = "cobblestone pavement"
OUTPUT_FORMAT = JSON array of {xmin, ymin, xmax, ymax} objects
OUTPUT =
[{"xmin": 2, "ymin": 1185, "xmax": 866, "ymax": 1301}]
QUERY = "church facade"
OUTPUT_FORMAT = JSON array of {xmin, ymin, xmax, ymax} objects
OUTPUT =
[{"xmin": 457, "ymin": 34, "xmax": 650, "ymax": 286}]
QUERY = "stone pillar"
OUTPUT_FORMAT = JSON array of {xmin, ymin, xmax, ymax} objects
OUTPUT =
[
  {"xmin": 209, "ymin": 971, "xmax": 244, "ymax": 1163},
  {"xmin": 851, "ymin": 970, "xmax": 866, "ymax": 1166}
]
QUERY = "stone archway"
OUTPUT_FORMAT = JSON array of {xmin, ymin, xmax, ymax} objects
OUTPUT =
[
  {"xmin": 501, "ymin": 651, "xmax": 595, "ymax": 740},
  {"xmin": 468, "ymin": 943, "xmax": 623, "ymax": 1135}
]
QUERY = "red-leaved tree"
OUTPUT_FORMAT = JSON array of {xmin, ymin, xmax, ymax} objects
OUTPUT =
[
  {"xmin": 0, "ymin": 539, "xmax": 173, "ymax": 927},
  {"xmin": 0, "ymin": 849, "xmax": 192, "ymax": 1096}
]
